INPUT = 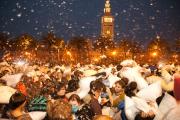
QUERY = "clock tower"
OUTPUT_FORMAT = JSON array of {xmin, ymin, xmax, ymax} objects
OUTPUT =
[{"xmin": 101, "ymin": 0, "xmax": 114, "ymax": 40}]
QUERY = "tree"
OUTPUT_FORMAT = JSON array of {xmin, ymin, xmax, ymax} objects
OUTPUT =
[
  {"xmin": 67, "ymin": 37, "xmax": 91, "ymax": 63},
  {"xmin": 147, "ymin": 36, "xmax": 170, "ymax": 63},
  {"xmin": 93, "ymin": 36, "xmax": 115, "ymax": 54},
  {"xmin": 174, "ymin": 39, "xmax": 180, "ymax": 52},
  {"xmin": 52, "ymin": 37, "xmax": 65, "ymax": 62},
  {"xmin": 41, "ymin": 32, "xmax": 56, "ymax": 50},
  {"xmin": 0, "ymin": 33, "xmax": 9, "ymax": 52},
  {"xmin": 15, "ymin": 34, "xmax": 36, "ymax": 51},
  {"xmin": 130, "ymin": 41, "xmax": 143, "ymax": 60},
  {"xmin": 118, "ymin": 39, "xmax": 132, "ymax": 59}
]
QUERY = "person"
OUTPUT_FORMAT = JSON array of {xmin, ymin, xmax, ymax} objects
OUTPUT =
[
  {"xmin": 163, "ymin": 73, "xmax": 180, "ymax": 120},
  {"xmin": 47, "ymin": 98, "xmax": 73, "ymax": 120},
  {"xmin": 110, "ymin": 79, "xmax": 127, "ymax": 107},
  {"xmin": 107, "ymin": 79, "xmax": 128, "ymax": 120},
  {"xmin": 8, "ymin": 92, "xmax": 32, "ymax": 120},
  {"xmin": 69, "ymin": 94, "xmax": 82, "ymax": 119},
  {"xmin": 52, "ymin": 82, "xmax": 68, "ymax": 102},
  {"xmin": 89, "ymin": 80, "xmax": 105, "ymax": 116},
  {"xmin": 125, "ymin": 81, "xmax": 138, "ymax": 97}
]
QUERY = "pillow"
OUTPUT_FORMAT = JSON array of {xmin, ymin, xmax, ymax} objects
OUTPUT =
[
  {"xmin": 1, "ymin": 73, "xmax": 23, "ymax": 87},
  {"xmin": 161, "ymin": 69, "xmax": 172, "ymax": 83},
  {"xmin": 146, "ymin": 75, "xmax": 163, "ymax": 84},
  {"xmin": 102, "ymin": 107, "xmax": 111, "ymax": 116},
  {"xmin": 154, "ymin": 93, "xmax": 177, "ymax": 120},
  {"xmin": 83, "ymin": 69, "xmax": 97, "ymax": 77},
  {"xmin": 120, "ymin": 67, "xmax": 148, "ymax": 90},
  {"xmin": 29, "ymin": 111, "xmax": 46, "ymax": 120},
  {"xmin": 136, "ymin": 81, "xmax": 162, "ymax": 101},
  {"xmin": 132, "ymin": 97, "xmax": 152, "ymax": 113},
  {"xmin": 120, "ymin": 59, "xmax": 137, "ymax": 67},
  {"xmin": 125, "ymin": 96, "xmax": 139, "ymax": 120},
  {"xmin": 132, "ymin": 97, "xmax": 159, "ymax": 115},
  {"xmin": 77, "ymin": 76, "xmax": 97, "ymax": 99},
  {"xmin": 0, "ymin": 86, "xmax": 16, "ymax": 104},
  {"xmin": 108, "ymin": 74, "xmax": 120, "ymax": 88}
]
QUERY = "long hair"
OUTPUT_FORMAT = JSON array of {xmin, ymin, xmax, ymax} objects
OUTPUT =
[{"xmin": 9, "ymin": 92, "xmax": 26, "ymax": 110}]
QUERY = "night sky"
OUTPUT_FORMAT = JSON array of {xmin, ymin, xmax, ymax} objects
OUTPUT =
[{"xmin": 0, "ymin": 0, "xmax": 180, "ymax": 45}]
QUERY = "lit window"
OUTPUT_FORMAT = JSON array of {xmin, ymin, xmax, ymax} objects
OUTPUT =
[
  {"xmin": 106, "ymin": 30, "xmax": 110, "ymax": 34},
  {"xmin": 104, "ymin": 17, "xmax": 112, "ymax": 22}
]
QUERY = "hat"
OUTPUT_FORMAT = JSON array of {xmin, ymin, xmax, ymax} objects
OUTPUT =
[{"xmin": 174, "ymin": 73, "xmax": 180, "ymax": 101}]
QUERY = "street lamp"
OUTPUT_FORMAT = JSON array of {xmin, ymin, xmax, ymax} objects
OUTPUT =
[
  {"xmin": 112, "ymin": 51, "xmax": 117, "ymax": 56},
  {"xmin": 67, "ymin": 51, "xmax": 71, "ymax": 56},
  {"xmin": 151, "ymin": 51, "xmax": 157, "ymax": 57},
  {"xmin": 111, "ymin": 51, "xmax": 117, "ymax": 64}
]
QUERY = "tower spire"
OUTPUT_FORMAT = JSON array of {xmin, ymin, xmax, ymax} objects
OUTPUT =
[
  {"xmin": 104, "ymin": 0, "xmax": 111, "ymax": 14},
  {"xmin": 101, "ymin": 0, "xmax": 114, "ymax": 40}
]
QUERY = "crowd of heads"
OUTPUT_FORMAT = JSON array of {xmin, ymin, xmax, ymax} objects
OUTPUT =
[{"xmin": 0, "ymin": 60, "xmax": 179, "ymax": 120}]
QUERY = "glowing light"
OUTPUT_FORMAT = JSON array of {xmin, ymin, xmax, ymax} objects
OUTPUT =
[
  {"xmin": 67, "ymin": 51, "xmax": 71, "ymax": 56},
  {"xmin": 15, "ymin": 60, "xmax": 26, "ymax": 66},
  {"xmin": 112, "ymin": 51, "xmax": 117, "ymax": 56},
  {"xmin": 100, "ymin": 54, "xmax": 107, "ymax": 59},
  {"xmin": 151, "ymin": 52, "xmax": 157, "ymax": 57}
]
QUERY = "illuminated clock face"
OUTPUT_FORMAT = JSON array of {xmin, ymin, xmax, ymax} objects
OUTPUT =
[{"xmin": 104, "ymin": 17, "xmax": 112, "ymax": 22}]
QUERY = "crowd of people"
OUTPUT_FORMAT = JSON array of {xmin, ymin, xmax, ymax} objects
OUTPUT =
[{"xmin": 0, "ymin": 59, "xmax": 179, "ymax": 120}]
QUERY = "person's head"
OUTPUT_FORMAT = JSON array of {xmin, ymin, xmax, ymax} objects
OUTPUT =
[
  {"xmin": 69, "ymin": 94, "xmax": 82, "ymax": 113},
  {"xmin": 69, "ymin": 94, "xmax": 81, "ymax": 106},
  {"xmin": 114, "ymin": 80, "xmax": 126, "ymax": 93},
  {"xmin": 67, "ymin": 79, "xmax": 79, "ymax": 92},
  {"xmin": 0, "ymin": 79, "xmax": 7, "ymax": 86},
  {"xmin": 57, "ymin": 82, "xmax": 66, "ymax": 96},
  {"xmin": 74, "ymin": 70, "xmax": 84, "ymax": 78},
  {"xmin": 47, "ymin": 100, "xmax": 73, "ymax": 120},
  {"xmin": 125, "ymin": 81, "xmax": 137, "ymax": 97},
  {"xmin": 89, "ymin": 80, "xmax": 104, "ymax": 99},
  {"xmin": 9, "ymin": 92, "xmax": 26, "ymax": 110},
  {"xmin": 116, "ymin": 64, "xmax": 123, "ymax": 71}
]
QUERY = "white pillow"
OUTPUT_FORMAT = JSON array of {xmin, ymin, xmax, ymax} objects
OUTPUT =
[
  {"xmin": 120, "ymin": 67, "xmax": 148, "ymax": 90},
  {"xmin": 108, "ymin": 74, "xmax": 120, "ymax": 88},
  {"xmin": 102, "ymin": 107, "xmax": 111, "ymax": 116},
  {"xmin": 77, "ymin": 76, "xmax": 97, "ymax": 99},
  {"xmin": 161, "ymin": 69, "xmax": 172, "ymax": 83},
  {"xmin": 29, "ymin": 111, "xmax": 47, "ymax": 120},
  {"xmin": 146, "ymin": 75, "xmax": 163, "ymax": 84},
  {"xmin": 132, "ymin": 97, "xmax": 151, "ymax": 113},
  {"xmin": 1, "ymin": 73, "xmax": 23, "ymax": 87},
  {"xmin": 136, "ymin": 81, "xmax": 162, "ymax": 101},
  {"xmin": 83, "ymin": 69, "xmax": 97, "ymax": 77},
  {"xmin": 125, "ymin": 96, "xmax": 139, "ymax": 120},
  {"xmin": 154, "ymin": 93, "xmax": 177, "ymax": 120},
  {"xmin": 0, "ymin": 86, "xmax": 16, "ymax": 104},
  {"xmin": 120, "ymin": 59, "xmax": 137, "ymax": 67}
]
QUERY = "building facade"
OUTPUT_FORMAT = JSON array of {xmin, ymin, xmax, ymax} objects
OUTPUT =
[{"xmin": 101, "ymin": 0, "xmax": 114, "ymax": 40}]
